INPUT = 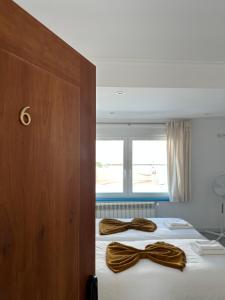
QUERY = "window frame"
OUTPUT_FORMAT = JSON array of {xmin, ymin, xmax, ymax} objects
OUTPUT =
[
  {"xmin": 128, "ymin": 136, "xmax": 168, "ymax": 198},
  {"xmin": 96, "ymin": 137, "xmax": 127, "ymax": 198},
  {"xmin": 96, "ymin": 124, "xmax": 169, "ymax": 200}
]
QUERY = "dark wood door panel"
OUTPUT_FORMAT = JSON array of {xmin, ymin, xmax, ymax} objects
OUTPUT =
[
  {"xmin": 0, "ymin": 0, "xmax": 82, "ymax": 85},
  {"xmin": 0, "ymin": 1, "xmax": 96, "ymax": 299},
  {"xmin": 0, "ymin": 49, "xmax": 80, "ymax": 300},
  {"xmin": 79, "ymin": 58, "xmax": 96, "ymax": 299}
]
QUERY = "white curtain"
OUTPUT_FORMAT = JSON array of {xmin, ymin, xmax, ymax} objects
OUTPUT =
[{"xmin": 167, "ymin": 120, "xmax": 191, "ymax": 202}]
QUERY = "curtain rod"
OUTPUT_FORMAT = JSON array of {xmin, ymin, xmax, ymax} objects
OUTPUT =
[{"xmin": 96, "ymin": 122, "xmax": 167, "ymax": 125}]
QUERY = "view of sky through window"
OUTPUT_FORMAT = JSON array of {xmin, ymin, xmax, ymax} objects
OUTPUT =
[
  {"xmin": 132, "ymin": 140, "xmax": 168, "ymax": 193},
  {"xmin": 96, "ymin": 140, "xmax": 124, "ymax": 193},
  {"xmin": 96, "ymin": 139, "xmax": 168, "ymax": 195}
]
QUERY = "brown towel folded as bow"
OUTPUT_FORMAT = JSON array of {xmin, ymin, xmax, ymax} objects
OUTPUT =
[
  {"xmin": 99, "ymin": 218, "xmax": 157, "ymax": 235},
  {"xmin": 106, "ymin": 241, "xmax": 186, "ymax": 273}
]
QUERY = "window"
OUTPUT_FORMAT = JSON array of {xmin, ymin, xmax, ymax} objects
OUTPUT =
[
  {"xmin": 132, "ymin": 140, "xmax": 167, "ymax": 193},
  {"xmin": 96, "ymin": 124, "xmax": 168, "ymax": 200},
  {"xmin": 96, "ymin": 140, "xmax": 124, "ymax": 193}
]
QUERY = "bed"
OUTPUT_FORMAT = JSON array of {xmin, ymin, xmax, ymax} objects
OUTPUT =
[
  {"xmin": 96, "ymin": 218, "xmax": 204, "ymax": 241},
  {"xmin": 96, "ymin": 238, "xmax": 225, "ymax": 300}
]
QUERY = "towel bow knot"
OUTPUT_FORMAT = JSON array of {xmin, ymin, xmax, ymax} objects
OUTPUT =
[
  {"xmin": 99, "ymin": 218, "xmax": 157, "ymax": 235},
  {"xmin": 106, "ymin": 242, "xmax": 186, "ymax": 273}
]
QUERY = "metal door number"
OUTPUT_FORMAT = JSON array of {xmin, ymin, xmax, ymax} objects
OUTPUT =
[{"xmin": 20, "ymin": 106, "xmax": 31, "ymax": 126}]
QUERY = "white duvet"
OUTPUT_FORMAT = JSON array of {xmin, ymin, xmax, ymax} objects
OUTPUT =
[
  {"xmin": 96, "ymin": 218, "xmax": 204, "ymax": 241},
  {"xmin": 96, "ymin": 239, "xmax": 225, "ymax": 300}
]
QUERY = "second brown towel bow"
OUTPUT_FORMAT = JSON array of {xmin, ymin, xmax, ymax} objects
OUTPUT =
[
  {"xmin": 99, "ymin": 218, "xmax": 157, "ymax": 235},
  {"xmin": 106, "ymin": 241, "xmax": 186, "ymax": 273}
]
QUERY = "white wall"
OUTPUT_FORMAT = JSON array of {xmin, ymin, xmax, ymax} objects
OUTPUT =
[{"xmin": 157, "ymin": 117, "xmax": 225, "ymax": 230}]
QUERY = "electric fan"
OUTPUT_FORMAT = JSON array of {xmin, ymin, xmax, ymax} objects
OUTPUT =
[{"xmin": 207, "ymin": 175, "xmax": 225, "ymax": 241}]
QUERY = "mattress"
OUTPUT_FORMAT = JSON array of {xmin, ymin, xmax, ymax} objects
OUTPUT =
[
  {"xmin": 96, "ymin": 218, "xmax": 204, "ymax": 241},
  {"xmin": 96, "ymin": 239, "xmax": 225, "ymax": 300}
]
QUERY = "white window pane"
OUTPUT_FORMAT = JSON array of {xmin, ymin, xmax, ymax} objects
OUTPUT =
[
  {"xmin": 133, "ymin": 140, "xmax": 167, "ymax": 164},
  {"xmin": 132, "ymin": 140, "xmax": 168, "ymax": 193},
  {"xmin": 96, "ymin": 140, "xmax": 123, "ymax": 193}
]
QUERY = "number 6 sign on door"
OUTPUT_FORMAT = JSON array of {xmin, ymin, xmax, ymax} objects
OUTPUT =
[{"xmin": 20, "ymin": 106, "xmax": 31, "ymax": 126}]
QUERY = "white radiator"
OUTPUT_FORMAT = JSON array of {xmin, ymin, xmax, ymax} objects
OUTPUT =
[{"xmin": 96, "ymin": 202, "xmax": 156, "ymax": 219}]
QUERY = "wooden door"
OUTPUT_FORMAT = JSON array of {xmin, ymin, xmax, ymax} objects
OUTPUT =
[{"xmin": 0, "ymin": 1, "xmax": 96, "ymax": 300}]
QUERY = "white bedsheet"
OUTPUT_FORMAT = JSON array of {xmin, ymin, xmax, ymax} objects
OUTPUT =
[
  {"xmin": 96, "ymin": 218, "xmax": 204, "ymax": 241},
  {"xmin": 96, "ymin": 239, "xmax": 225, "ymax": 300}
]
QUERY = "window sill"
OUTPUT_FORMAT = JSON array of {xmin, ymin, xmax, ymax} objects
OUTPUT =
[{"xmin": 96, "ymin": 196, "xmax": 169, "ymax": 203}]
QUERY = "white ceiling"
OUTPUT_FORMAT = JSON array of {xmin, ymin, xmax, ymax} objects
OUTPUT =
[
  {"xmin": 97, "ymin": 88, "xmax": 225, "ymax": 121},
  {"xmin": 14, "ymin": 0, "xmax": 225, "ymax": 121},
  {"xmin": 14, "ymin": 0, "xmax": 225, "ymax": 62}
]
